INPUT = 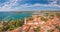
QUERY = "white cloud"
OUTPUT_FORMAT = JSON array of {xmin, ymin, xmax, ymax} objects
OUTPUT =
[
  {"xmin": 0, "ymin": 0, "xmax": 60, "ymax": 11},
  {"xmin": 20, "ymin": 3, "xmax": 60, "ymax": 8},
  {"xmin": 0, "ymin": 0, "xmax": 21, "ymax": 11},
  {"xmin": 48, "ymin": 0, "xmax": 60, "ymax": 7}
]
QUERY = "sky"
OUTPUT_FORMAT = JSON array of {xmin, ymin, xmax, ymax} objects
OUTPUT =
[{"xmin": 0, "ymin": 0, "xmax": 60, "ymax": 11}]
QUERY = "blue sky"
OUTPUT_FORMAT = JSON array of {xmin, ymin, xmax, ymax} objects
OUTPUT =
[{"xmin": 0, "ymin": 0, "xmax": 60, "ymax": 11}]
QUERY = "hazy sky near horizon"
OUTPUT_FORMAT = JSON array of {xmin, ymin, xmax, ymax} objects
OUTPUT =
[{"xmin": 0, "ymin": 0, "xmax": 60, "ymax": 11}]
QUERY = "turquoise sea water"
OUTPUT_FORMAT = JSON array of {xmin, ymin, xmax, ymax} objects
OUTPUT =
[{"xmin": 0, "ymin": 12, "xmax": 32, "ymax": 21}]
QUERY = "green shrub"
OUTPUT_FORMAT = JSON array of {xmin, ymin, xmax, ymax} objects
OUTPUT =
[
  {"xmin": 56, "ymin": 26, "xmax": 60, "ymax": 31},
  {"xmin": 49, "ymin": 15, "xmax": 54, "ymax": 19},
  {"xmin": 28, "ymin": 17, "xmax": 33, "ymax": 21},
  {"xmin": 0, "ymin": 27, "xmax": 3, "ymax": 32},
  {"xmin": 34, "ymin": 26, "xmax": 40, "ymax": 32},
  {"xmin": 2, "ymin": 18, "xmax": 24, "ymax": 31},
  {"xmin": 41, "ymin": 16, "xmax": 48, "ymax": 22},
  {"xmin": 47, "ymin": 29, "xmax": 53, "ymax": 32}
]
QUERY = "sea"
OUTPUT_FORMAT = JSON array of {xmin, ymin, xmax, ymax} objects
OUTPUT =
[{"xmin": 0, "ymin": 12, "xmax": 32, "ymax": 21}]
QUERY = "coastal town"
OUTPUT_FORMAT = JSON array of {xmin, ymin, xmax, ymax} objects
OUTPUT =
[
  {"xmin": 0, "ymin": 11, "xmax": 60, "ymax": 32},
  {"xmin": 0, "ymin": 0, "xmax": 60, "ymax": 32}
]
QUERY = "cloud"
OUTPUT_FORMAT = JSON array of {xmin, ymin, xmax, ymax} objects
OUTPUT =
[
  {"xmin": 0, "ymin": 0, "xmax": 60, "ymax": 11},
  {"xmin": 20, "ymin": 3, "xmax": 60, "ymax": 8},
  {"xmin": 48, "ymin": 0, "xmax": 60, "ymax": 5},
  {"xmin": 1, "ymin": 0, "xmax": 18, "ymax": 8},
  {"xmin": 17, "ymin": 3, "xmax": 60, "ymax": 11},
  {"xmin": 0, "ymin": 0, "xmax": 20, "ymax": 11}
]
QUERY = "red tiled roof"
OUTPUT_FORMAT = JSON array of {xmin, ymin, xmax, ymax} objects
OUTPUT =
[{"xmin": 7, "ymin": 15, "xmax": 60, "ymax": 32}]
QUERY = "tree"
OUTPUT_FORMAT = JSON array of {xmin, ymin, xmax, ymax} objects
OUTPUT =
[
  {"xmin": 0, "ymin": 27, "xmax": 3, "ymax": 32},
  {"xmin": 56, "ymin": 26, "xmax": 60, "ymax": 31},
  {"xmin": 44, "ymin": 13, "xmax": 49, "ymax": 16},
  {"xmin": 19, "ymin": 18, "xmax": 24, "ymax": 26},
  {"xmin": 8, "ymin": 25, "xmax": 15, "ymax": 31},
  {"xmin": 28, "ymin": 17, "xmax": 33, "ymax": 21},
  {"xmin": 3, "ymin": 24, "xmax": 10, "ymax": 31},
  {"xmin": 41, "ymin": 16, "xmax": 48, "ymax": 22},
  {"xmin": 49, "ymin": 15, "xmax": 54, "ymax": 19},
  {"xmin": 3, "ymin": 21, "xmax": 9, "ymax": 26},
  {"xmin": 34, "ymin": 26, "xmax": 40, "ymax": 32},
  {"xmin": 2, "ymin": 18, "xmax": 24, "ymax": 31},
  {"xmin": 56, "ymin": 13, "xmax": 60, "ymax": 19},
  {"xmin": 47, "ymin": 29, "xmax": 53, "ymax": 32}
]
